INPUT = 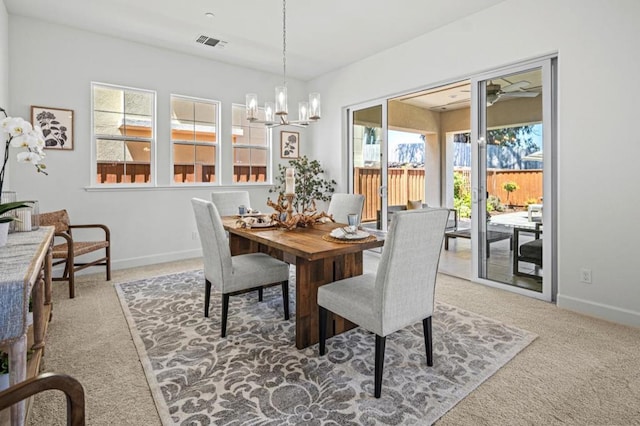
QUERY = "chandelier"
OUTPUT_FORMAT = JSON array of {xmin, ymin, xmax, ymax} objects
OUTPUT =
[{"xmin": 245, "ymin": 0, "xmax": 321, "ymax": 128}]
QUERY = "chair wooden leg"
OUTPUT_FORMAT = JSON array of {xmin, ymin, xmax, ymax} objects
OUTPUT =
[
  {"xmin": 62, "ymin": 261, "xmax": 70, "ymax": 282},
  {"xmin": 318, "ymin": 306, "xmax": 327, "ymax": 356},
  {"xmin": 423, "ymin": 316, "xmax": 433, "ymax": 366},
  {"xmin": 281, "ymin": 281, "xmax": 289, "ymax": 320},
  {"xmin": 106, "ymin": 246, "xmax": 111, "ymax": 281},
  {"xmin": 374, "ymin": 335, "xmax": 386, "ymax": 398},
  {"xmin": 221, "ymin": 293, "xmax": 230, "ymax": 338},
  {"xmin": 258, "ymin": 288, "xmax": 263, "ymax": 302},
  {"xmin": 68, "ymin": 271, "xmax": 75, "ymax": 299},
  {"xmin": 204, "ymin": 279, "xmax": 212, "ymax": 318}
]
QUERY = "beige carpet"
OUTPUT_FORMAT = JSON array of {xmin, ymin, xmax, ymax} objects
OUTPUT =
[{"xmin": 24, "ymin": 256, "xmax": 640, "ymax": 425}]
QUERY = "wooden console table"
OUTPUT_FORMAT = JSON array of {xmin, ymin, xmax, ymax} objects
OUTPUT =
[{"xmin": 0, "ymin": 227, "xmax": 54, "ymax": 426}]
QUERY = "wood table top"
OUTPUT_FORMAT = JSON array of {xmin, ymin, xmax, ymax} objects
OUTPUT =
[{"xmin": 222, "ymin": 217, "xmax": 384, "ymax": 261}]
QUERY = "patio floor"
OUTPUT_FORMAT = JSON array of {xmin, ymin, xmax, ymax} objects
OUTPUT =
[
  {"xmin": 439, "ymin": 216, "xmax": 542, "ymax": 292},
  {"xmin": 363, "ymin": 213, "xmax": 543, "ymax": 292}
]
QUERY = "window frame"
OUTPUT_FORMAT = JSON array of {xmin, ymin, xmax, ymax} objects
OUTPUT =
[
  {"xmin": 170, "ymin": 94, "xmax": 221, "ymax": 186},
  {"xmin": 91, "ymin": 81, "xmax": 157, "ymax": 187},
  {"xmin": 231, "ymin": 103, "xmax": 272, "ymax": 185}
]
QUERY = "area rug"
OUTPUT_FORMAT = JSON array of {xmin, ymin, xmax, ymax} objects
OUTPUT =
[{"xmin": 116, "ymin": 269, "xmax": 536, "ymax": 425}]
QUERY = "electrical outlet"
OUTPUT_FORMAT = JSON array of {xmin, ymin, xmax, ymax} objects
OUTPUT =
[
  {"xmin": 192, "ymin": 231, "xmax": 199, "ymax": 241},
  {"xmin": 580, "ymin": 268, "xmax": 592, "ymax": 284}
]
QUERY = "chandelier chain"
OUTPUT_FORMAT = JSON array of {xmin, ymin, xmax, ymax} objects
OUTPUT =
[
  {"xmin": 244, "ymin": 0, "xmax": 319, "ymax": 128},
  {"xmin": 282, "ymin": 0, "xmax": 287, "ymax": 86}
]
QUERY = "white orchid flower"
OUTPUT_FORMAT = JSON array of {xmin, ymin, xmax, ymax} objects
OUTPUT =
[
  {"xmin": 16, "ymin": 151, "xmax": 43, "ymax": 165},
  {"xmin": 33, "ymin": 126, "xmax": 46, "ymax": 146},
  {"xmin": 10, "ymin": 134, "xmax": 29, "ymax": 147},
  {"xmin": 1, "ymin": 116, "xmax": 49, "ymax": 193},
  {"xmin": 4, "ymin": 117, "xmax": 32, "ymax": 137},
  {"xmin": 0, "ymin": 116, "xmax": 14, "ymax": 132},
  {"xmin": 11, "ymin": 128, "xmax": 45, "ymax": 149}
]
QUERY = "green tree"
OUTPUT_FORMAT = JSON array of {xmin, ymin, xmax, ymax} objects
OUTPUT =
[
  {"xmin": 502, "ymin": 181, "xmax": 519, "ymax": 207},
  {"xmin": 487, "ymin": 125, "xmax": 537, "ymax": 151}
]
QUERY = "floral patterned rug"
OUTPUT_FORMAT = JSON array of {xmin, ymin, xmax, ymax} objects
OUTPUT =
[{"xmin": 116, "ymin": 269, "xmax": 536, "ymax": 425}]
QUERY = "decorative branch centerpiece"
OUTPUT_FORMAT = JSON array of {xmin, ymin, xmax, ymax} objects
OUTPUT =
[{"xmin": 268, "ymin": 156, "xmax": 336, "ymax": 229}]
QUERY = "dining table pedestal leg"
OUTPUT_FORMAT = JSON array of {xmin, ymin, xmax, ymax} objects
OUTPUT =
[{"xmin": 295, "ymin": 252, "xmax": 360, "ymax": 349}]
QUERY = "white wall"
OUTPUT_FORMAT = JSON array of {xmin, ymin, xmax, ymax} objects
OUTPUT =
[
  {"xmin": 6, "ymin": 16, "xmax": 309, "ymax": 269},
  {"xmin": 308, "ymin": 0, "xmax": 640, "ymax": 327},
  {"xmin": 0, "ymin": 0, "xmax": 9, "ymax": 189}
]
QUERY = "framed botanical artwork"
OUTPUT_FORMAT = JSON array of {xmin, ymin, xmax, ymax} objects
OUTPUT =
[
  {"xmin": 31, "ymin": 106, "xmax": 74, "ymax": 150},
  {"xmin": 280, "ymin": 131, "xmax": 300, "ymax": 159}
]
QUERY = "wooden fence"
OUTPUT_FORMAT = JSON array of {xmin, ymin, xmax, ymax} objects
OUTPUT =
[
  {"xmin": 481, "ymin": 168, "xmax": 542, "ymax": 206},
  {"xmin": 96, "ymin": 164, "xmax": 267, "ymax": 184},
  {"xmin": 354, "ymin": 167, "xmax": 543, "ymax": 222},
  {"xmin": 97, "ymin": 162, "xmax": 151, "ymax": 184},
  {"xmin": 354, "ymin": 167, "xmax": 425, "ymax": 222}
]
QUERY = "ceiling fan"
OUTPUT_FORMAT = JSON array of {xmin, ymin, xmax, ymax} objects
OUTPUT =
[{"xmin": 486, "ymin": 80, "xmax": 539, "ymax": 106}]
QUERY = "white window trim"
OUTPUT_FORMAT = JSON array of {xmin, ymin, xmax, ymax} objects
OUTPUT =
[
  {"xmin": 170, "ymin": 94, "xmax": 222, "ymax": 186},
  {"xmin": 90, "ymin": 81, "xmax": 157, "ymax": 188},
  {"xmin": 231, "ymin": 103, "xmax": 272, "ymax": 185}
]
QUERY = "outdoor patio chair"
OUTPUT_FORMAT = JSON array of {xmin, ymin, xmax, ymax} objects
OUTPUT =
[
  {"xmin": 191, "ymin": 198, "xmax": 290, "ymax": 337},
  {"xmin": 38, "ymin": 209, "xmax": 111, "ymax": 299},
  {"xmin": 513, "ymin": 222, "xmax": 542, "ymax": 280},
  {"xmin": 317, "ymin": 208, "xmax": 450, "ymax": 398}
]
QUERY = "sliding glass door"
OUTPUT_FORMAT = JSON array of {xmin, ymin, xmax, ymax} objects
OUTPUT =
[
  {"xmin": 472, "ymin": 57, "xmax": 556, "ymax": 301},
  {"xmin": 348, "ymin": 101, "xmax": 387, "ymax": 230}
]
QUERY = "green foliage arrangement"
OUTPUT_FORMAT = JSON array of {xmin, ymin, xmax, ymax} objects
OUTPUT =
[
  {"xmin": 0, "ymin": 201, "xmax": 32, "ymax": 223},
  {"xmin": 270, "ymin": 156, "xmax": 336, "ymax": 213}
]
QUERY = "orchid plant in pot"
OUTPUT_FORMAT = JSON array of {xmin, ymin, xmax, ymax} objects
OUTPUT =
[{"xmin": 0, "ymin": 111, "xmax": 48, "ymax": 245}]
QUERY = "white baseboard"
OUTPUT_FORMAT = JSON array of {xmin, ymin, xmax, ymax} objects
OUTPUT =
[
  {"xmin": 53, "ymin": 249, "xmax": 203, "ymax": 277},
  {"xmin": 111, "ymin": 249, "xmax": 203, "ymax": 270},
  {"xmin": 557, "ymin": 294, "xmax": 640, "ymax": 328}
]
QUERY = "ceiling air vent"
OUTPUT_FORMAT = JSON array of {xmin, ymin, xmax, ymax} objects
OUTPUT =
[{"xmin": 196, "ymin": 35, "xmax": 227, "ymax": 48}]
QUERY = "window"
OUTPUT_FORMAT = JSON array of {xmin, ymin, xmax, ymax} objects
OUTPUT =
[
  {"xmin": 171, "ymin": 95, "xmax": 220, "ymax": 184},
  {"xmin": 93, "ymin": 83, "xmax": 155, "ymax": 184},
  {"xmin": 231, "ymin": 104, "xmax": 270, "ymax": 183}
]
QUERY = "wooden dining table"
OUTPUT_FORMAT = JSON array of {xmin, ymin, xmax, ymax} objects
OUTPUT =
[{"xmin": 222, "ymin": 217, "xmax": 384, "ymax": 349}]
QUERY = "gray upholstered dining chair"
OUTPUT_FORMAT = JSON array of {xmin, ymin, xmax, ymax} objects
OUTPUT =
[
  {"xmin": 317, "ymin": 208, "xmax": 450, "ymax": 398},
  {"xmin": 211, "ymin": 191, "xmax": 251, "ymax": 216},
  {"xmin": 191, "ymin": 198, "xmax": 290, "ymax": 337},
  {"xmin": 327, "ymin": 193, "xmax": 365, "ymax": 224}
]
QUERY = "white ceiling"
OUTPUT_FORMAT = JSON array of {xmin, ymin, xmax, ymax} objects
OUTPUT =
[
  {"xmin": 4, "ymin": 0, "xmax": 507, "ymax": 81},
  {"xmin": 393, "ymin": 68, "xmax": 543, "ymax": 111}
]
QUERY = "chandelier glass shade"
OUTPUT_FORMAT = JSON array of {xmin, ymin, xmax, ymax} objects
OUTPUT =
[{"xmin": 245, "ymin": 0, "xmax": 321, "ymax": 128}]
